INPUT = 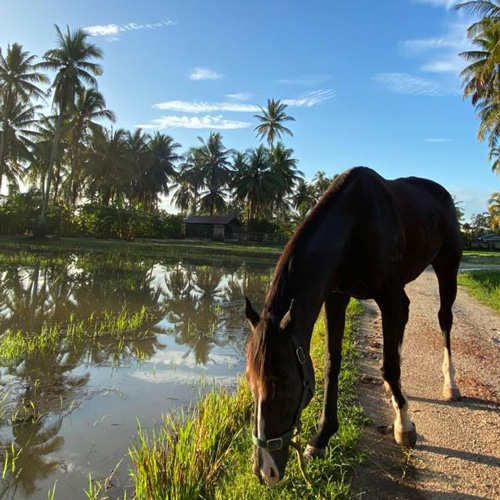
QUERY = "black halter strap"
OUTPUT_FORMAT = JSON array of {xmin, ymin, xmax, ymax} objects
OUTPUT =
[{"xmin": 252, "ymin": 336, "xmax": 315, "ymax": 452}]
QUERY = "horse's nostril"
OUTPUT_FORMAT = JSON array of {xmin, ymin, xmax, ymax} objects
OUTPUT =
[{"xmin": 269, "ymin": 468, "xmax": 276, "ymax": 479}]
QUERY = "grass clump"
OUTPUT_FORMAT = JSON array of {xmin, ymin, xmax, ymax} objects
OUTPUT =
[
  {"xmin": 0, "ymin": 306, "xmax": 152, "ymax": 362},
  {"xmin": 129, "ymin": 382, "xmax": 253, "ymax": 500},
  {"xmin": 129, "ymin": 300, "xmax": 365, "ymax": 500},
  {"xmin": 458, "ymin": 270, "xmax": 500, "ymax": 311}
]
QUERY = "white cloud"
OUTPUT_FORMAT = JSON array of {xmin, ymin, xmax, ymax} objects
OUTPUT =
[
  {"xmin": 226, "ymin": 92, "xmax": 253, "ymax": 101},
  {"xmin": 189, "ymin": 67, "xmax": 224, "ymax": 81},
  {"xmin": 136, "ymin": 115, "xmax": 251, "ymax": 130},
  {"xmin": 374, "ymin": 73, "xmax": 460, "ymax": 96},
  {"xmin": 283, "ymin": 89, "xmax": 336, "ymax": 107},
  {"xmin": 425, "ymin": 138, "xmax": 452, "ymax": 142},
  {"xmin": 277, "ymin": 74, "xmax": 331, "ymax": 86},
  {"xmin": 420, "ymin": 58, "xmax": 464, "ymax": 73},
  {"xmin": 412, "ymin": 0, "xmax": 459, "ymax": 8},
  {"xmin": 153, "ymin": 100, "xmax": 259, "ymax": 113},
  {"xmin": 152, "ymin": 89, "xmax": 335, "ymax": 114},
  {"xmin": 84, "ymin": 20, "xmax": 175, "ymax": 40}
]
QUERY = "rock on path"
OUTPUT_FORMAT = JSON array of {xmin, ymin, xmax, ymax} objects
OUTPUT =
[{"xmin": 353, "ymin": 268, "xmax": 500, "ymax": 500}]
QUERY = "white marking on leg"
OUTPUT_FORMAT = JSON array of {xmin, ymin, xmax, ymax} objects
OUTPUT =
[
  {"xmin": 442, "ymin": 347, "xmax": 458, "ymax": 390},
  {"xmin": 391, "ymin": 392, "xmax": 413, "ymax": 434},
  {"xmin": 257, "ymin": 397, "xmax": 279, "ymax": 487}
]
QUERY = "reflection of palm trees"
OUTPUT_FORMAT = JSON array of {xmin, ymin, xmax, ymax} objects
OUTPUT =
[{"xmin": 0, "ymin": 417, "xmax": 63, "ymax": 498}]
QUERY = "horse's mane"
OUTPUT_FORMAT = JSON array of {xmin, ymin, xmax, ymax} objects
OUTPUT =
[{"xmin": 246, "ymin": 168, "xmax": 358, "ymax": 396}]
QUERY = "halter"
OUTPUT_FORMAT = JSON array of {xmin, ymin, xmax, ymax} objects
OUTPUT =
[{"xmin": 252, "ymin": 335, "xmax": 315, "ymax": 452}]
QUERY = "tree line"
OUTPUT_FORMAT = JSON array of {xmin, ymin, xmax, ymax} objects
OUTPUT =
[{"xmin": 0, "ymin": 25, "xmax": 336, "ymax": 239}]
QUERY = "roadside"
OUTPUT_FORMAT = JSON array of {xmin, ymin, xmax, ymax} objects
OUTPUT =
[{"xmin": 353, "ymin": 268, "xmax": 500, "ymax": 499}]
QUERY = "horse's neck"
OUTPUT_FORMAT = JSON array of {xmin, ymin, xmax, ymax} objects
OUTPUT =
[{"xmin": 266, "ymin": 234, "xmax": 344, "ymax": 346}]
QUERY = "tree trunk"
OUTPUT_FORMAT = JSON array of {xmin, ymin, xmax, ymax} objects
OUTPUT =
[
  {"xmin": 0, "ymin": 92, "xmax": 11, "ymax": 190},
  {"xmin": 37, "ymin": 110, "xmax": 64, "ymax": 236}
]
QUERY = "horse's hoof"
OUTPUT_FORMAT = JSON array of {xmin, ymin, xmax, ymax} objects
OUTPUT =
[
  {"xmin": 443, "ymin": 387, "xmax": 462, "ymax": 401},
  {"xmin": 394, "ymin": 424, "xmax": 417, "ymax": 448},
  {"xmin": 303, "ymin": 444, "xmax": 325, "ymax": 460}
]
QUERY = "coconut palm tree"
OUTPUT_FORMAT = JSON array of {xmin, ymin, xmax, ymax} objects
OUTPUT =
[
  {"xmin": 489, "ymin": 191, "xmax": 500, "ymax": 228},
  {"xmin": 254, "ymin": 99, "xmax": 295, "ymax": 150},
  {"xmin": 37, "ymin": 25, "xmax": 103, "ymax": 235},
  {"xmin": 0, "ymin": 43, "xmax": 47, "ymax": 187},
  {"xmin": 0, "ymin": 98, "xmax": 42, "ymax": 187},
  {"xmin": 136, "ymin": 132, "xmax": 181, "ymax": 212},
  {"xmin": 66, "ymin": 87, "xmax": 115, "ymax": 205},
  {"xmin": 194, "ymin": 133, "xmax": 232, "ymax": 215},
  {"xmin": 232, "ymin": 146, "xmax": 278, "ymax": 220},
  {"xmin": 292, "ymin": 179, "xmax": 316, "ymax": 218},
  {"xmin": 85, "ymin": 128, "xmax": 131, "ymax": 206}
]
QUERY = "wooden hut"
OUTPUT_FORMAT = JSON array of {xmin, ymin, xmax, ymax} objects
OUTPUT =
[{"xmin": 184, "ymin": 216, "xmax": 242, "ymax": 241}]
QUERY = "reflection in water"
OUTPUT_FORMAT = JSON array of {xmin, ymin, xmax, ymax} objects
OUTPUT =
[{"xmin": 0, "ymin": 251, "xmax": 273, "ymax": 498}]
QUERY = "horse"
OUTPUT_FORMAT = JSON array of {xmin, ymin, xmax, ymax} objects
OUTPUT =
[{"xmin": 244, "ymin": 166, "xmax": 462, "ymax": 487}]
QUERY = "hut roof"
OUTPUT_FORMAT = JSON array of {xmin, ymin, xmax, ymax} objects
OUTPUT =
[{"xmin": 184, "ymin": 215, "xmax": 240, "ymax": 225}]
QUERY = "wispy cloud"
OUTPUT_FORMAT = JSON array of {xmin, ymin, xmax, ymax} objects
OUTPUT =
[
  {"xmin": 152, "ymin": 89, "xmax": 335, "ymax": 114},
  {"xmin": 426, "ymin": 137, "xmax": 452, "ymax": 142},
  {"xmin": 153, "ymin": 101, "xmax": 259, "ymax": 113},
  {"xmin": 277, "ymin": 74, "xmax": 331, "ymax": 86},
  {"xmin": 283, "ymin": 89, "xmax": 336, "ymax": 107},
  {"xmin": 412, "ymin": 0, "xmax": 459, "ymax": 9},
  {"xmin": 189, "ymin": 67, "xmax": 224, "ymax": 81},
  {"xmin": 84, "ymin": 20, "xmax": 175, "ymax": 40},
  {"xmin": 226, "ymin": 92, "xmax": 253, "ymax": 101},
  {"xmin": 374, "ymin": 73, "xmax": 459, "ymax": 96},
  {"xmin": 136, "ymin": 115, "xmax": 251, "ymax": 130}
]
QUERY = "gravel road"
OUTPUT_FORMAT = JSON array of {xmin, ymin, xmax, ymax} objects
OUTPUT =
[{"xmin": 353, "ymin": 268, "xmax": 500, "ymax": 500}]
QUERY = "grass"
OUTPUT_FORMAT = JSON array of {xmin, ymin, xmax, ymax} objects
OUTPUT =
[
  {"xmin": 458, "ymin": 270, "xmax": 500, "ymax": 311},
  {"xmin": 0, "ymin": 306, "xmax": 153, "ymax": 362},
  {"xmin": 461, "ymin": 250, "xmax": 500, "ymax": 266},
  {"xmin": 128, "ymin": 301, "xmax": 365, "ymax": 500},
  {"xmin": 0, "ymin": 235, "xmax": 283, "ymax": 260}
]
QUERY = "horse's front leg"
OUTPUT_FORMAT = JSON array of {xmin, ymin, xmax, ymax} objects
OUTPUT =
[{"xmin": 304, "ymin": 292, "xmax": 350, "ymax": 460}]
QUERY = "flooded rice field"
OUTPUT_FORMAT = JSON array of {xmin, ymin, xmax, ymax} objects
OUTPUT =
[{"xmin": 0, "ymin": 248, "xmax": 275, "ymax": 499}]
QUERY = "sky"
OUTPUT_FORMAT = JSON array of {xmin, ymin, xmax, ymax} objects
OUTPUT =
[{"xmin": 0, "ymin": 0, "xmax": 496, "ymax": 218}]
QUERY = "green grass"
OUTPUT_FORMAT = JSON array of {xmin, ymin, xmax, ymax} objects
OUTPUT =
[
  {"xmin": 458, "ymin": 270, "xmax": 500, "ymax": 311},
  {"xmin": 0, "ymin": 235, "xmax": 283, "ymax": 260},
  {"xmin": 129, "ymin": 301, "xmax": 365, "ymax": 500},
  {"xmin": 0, "ymin": 306, "xmax": 153, "ymax": 362},
  {"xmin": 461, "ymin": 250, "xmax": 500, "ymax": 266}
]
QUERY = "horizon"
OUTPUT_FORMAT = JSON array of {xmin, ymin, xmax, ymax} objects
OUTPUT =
[{"xmin": 1, "ymin": 0, "xmax": 496, "ymax": 219}]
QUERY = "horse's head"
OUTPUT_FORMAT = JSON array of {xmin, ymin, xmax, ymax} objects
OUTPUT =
[{"xmin": 244, "ymin": 297, "xmax": 314, "ymax": 487}]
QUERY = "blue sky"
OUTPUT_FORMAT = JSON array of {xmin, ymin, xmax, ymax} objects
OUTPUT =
[{"xmin": 1, "ymin": 0, "xmax": 496, "ymax": 217}]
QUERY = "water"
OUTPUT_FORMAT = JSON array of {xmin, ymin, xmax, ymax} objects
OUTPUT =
[{"xmin": 0, "ymin": 249, "xmax": 275, "ymax": 499}]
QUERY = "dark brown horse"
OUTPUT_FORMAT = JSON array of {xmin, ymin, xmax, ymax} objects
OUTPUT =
[{"xmin": 245, "ymin": 167, "xmax": 462, "ymax": 486}]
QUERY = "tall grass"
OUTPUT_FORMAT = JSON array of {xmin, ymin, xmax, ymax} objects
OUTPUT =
[
  {"xmin": 0, "ymin": 306, "xmax": 152, "ymax": 362},
  {"xmin": 458, "ymin": 270, "xmax": 500, "ymax": 311},
  {"xmin": 129, "ymin": 301, "xmax": 365, "ymax": 500}
]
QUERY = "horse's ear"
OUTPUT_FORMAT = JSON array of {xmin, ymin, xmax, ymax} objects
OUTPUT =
[
  {"xmin": 279, "ymin": 299, "xmax": 295, "ymax": 331},
  {"xmin": 245, "ymin": 296, "xmax": 260, "ymax": 328}
]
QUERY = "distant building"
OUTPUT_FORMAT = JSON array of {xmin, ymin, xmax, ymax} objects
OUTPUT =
[
  {"xmin": 471, "ymin": 233, "xmax": 500, "ymax": 249},
  {"xmin": 184, "ymin": 215, "xmax": 242, "ymax": 241}
]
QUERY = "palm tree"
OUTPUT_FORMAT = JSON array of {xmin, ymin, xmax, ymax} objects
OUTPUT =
[
  {"xmin": 194, "ymin": 133, "xmax": 232, "ymax": 215},
  {"xmin": 254, "ymin": 99, "xmax": 295, "ymax": 150},
  {"xmin": 292, "ymin": 179, "xmax": 316, "ymax": 218},
  {"xmin": 0, "ymin": 43, "xmax": 48, "ymax": 187},
  {"xmin": 232, "ymin": 146, "xmax": 277, "ymax": 220},
  {"xmin": 489, "ymin": 191, "xmax": 500, "ymax": 228},
  {"xmin": 138, "ymin": 132, "xmax": 181, "ymax": 212},
  {"xmin": 0, "ymin": 98, "xmax": 41, "ymax": 187},
  {"xmin": 85, "ymin": 128, "xmax": 131, "ymax": 206},
  {"xmin": 312, "ymin": 171, "xmax": 333, "ymax": 200},
  {"xmin": 37, "ymin": 25, "xmax": 103, "ymax": 235},
  {"xmin": 66, "ymin": 87, "xmax": 115, "ymax": 205}
]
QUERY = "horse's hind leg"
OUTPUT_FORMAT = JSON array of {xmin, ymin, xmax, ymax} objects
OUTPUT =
[
  {"xmin": 432, "ymin": 252, "xmax": 462, "ymax": 401},
  {"xmin": 376, "ymin": 288, "xmax": 416, "ymax": 447}
]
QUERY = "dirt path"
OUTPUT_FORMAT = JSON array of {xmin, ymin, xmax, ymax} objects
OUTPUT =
[{"xmin": 353, "ymin": 268, "xmax": 500, "ymax": 500}]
